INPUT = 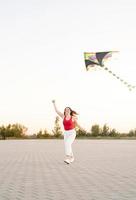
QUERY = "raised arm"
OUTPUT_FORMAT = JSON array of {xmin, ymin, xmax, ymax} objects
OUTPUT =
[{"xmin": 52, "ymin": 100, "xmax": 64, "ymax": 118}]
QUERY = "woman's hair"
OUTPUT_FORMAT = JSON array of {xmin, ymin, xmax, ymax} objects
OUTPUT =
[{"xmin": 64, "ymin": 107, "xmax": 78, "ymax": 116}]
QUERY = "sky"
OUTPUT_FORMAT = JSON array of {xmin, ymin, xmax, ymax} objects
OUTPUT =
[{"xmin": 0, "ymin": 0, "xmax": 136, "ymax": 134}]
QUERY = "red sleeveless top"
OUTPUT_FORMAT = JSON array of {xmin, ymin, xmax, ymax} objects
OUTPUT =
[{"xmin": 63, "ymin": 116, "xmax": 75, "ymax": 130}]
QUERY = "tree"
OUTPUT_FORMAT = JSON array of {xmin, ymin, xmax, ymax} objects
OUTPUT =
[
  {"xmin": 11, "ymin": 124, "xmax": 27, "ymax": 138},
  {"xmin": 76, "ymin": 127, "xmax": 86, "ymax": 137},
  {"xmin": 91, "ymin": 124, "xmax": 100, "ymax": 137},
  {"xmin": 101, "ymin": 124, "xmax": 110, "ymax": 136},
  {"xmin": 109, "ymin": 128, "xmax": 119, "ymax": 137},
  {"xmin": 37, "ymin": 130, "xmax": 43, "ymax": 138},
  {"xmin": 128, "ymin": 129, "xmax": 136, "ymax": 137},
  {"xmin": 0, "ymin": 123, "xmax": 27, "ymax": 139},
  {"xmin": 6, "ymin": 124, "xmax": 14, "ymax": 137},
  {"xmin": 52, "ymin": 116, "xmax": 62, "ymax": 138},
  {"xmin": 0, "ymin": 126, "xmax": 6, "ymax": 140},
  {"xmin": 43, "ymin": 129, "xmax": 50, "ymax": 138}
]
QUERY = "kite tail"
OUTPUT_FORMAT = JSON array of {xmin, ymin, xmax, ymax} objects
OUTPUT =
[{"xmin": 103, "ymin": 66, "xmax": 135, "ymax": 91}]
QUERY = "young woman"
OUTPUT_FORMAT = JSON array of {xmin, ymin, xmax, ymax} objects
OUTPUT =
[{"xmin": 52, "ymin": 100, "xmax": 86, "ymax": 164}]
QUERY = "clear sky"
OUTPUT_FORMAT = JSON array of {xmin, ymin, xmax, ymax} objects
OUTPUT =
[{"xmin": 0, "ymin": 0, "xmax": 136, "ymax": 134}]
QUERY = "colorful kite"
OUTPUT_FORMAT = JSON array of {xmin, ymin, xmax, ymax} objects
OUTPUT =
[{"xmin": 84, "ymin": 51, "xmax": 135, "ymax": 91}]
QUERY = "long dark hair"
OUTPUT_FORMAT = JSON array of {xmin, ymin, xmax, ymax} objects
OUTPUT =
[{"xmin": 64, "ymin": 107, "xmax": 78, "ymax": 116}]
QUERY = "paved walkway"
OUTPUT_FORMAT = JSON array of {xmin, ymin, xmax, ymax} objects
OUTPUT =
[{"xmin": 0, "ymin": 139, "xmax": 136, "ymax": 200}]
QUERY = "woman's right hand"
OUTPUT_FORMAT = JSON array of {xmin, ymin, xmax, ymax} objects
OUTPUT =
[{"xmin": 52, "ymin": 100, "xmax": 55, "ymax": 104}]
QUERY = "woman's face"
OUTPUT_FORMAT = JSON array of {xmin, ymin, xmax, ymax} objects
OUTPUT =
[{"xmin": 64, "ymin": 107, "xmax": 71, "ymax": 115}]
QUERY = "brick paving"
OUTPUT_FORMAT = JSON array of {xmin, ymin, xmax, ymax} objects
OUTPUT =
[{"xmin": 0, "ymin": 139, "xmax": 136, "ymax": 200}]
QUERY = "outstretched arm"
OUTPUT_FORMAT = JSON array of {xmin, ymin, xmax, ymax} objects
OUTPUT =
[
  {"xmin": 52, "ymin": 100, "xmax": 64, "ymax": 118},
  {"xmin": 73, "ymin": 117, "xmax": 87, "ymax": 133}
]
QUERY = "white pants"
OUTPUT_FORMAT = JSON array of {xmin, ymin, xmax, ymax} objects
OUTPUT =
[{"xmin": 64, "ymin": 129, "xmax": 76, "ymax": 156}]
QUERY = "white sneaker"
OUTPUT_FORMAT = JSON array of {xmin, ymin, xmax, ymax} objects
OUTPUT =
[
  {"xmin": 70, "ymin": 157, "xmax": 74, "ymax": 163},
  {"xmin": 64, "ymin": 158, "xmax": 70, "ymax": 164}
]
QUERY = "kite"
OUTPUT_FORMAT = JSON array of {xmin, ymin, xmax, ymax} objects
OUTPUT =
[{"xmin": 84, "ymin": 51, "xmax": 135, "ymax": 91}]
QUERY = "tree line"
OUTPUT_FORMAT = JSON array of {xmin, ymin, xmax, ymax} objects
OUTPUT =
[{"xmin": 0, "ymin": 116, "xmax": 136, "ymax": 140}]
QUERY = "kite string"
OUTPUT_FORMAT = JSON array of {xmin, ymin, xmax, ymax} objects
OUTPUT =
[{"xmin": 103, "ymin": 66, "xmax": 135, "ymax": 91}]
